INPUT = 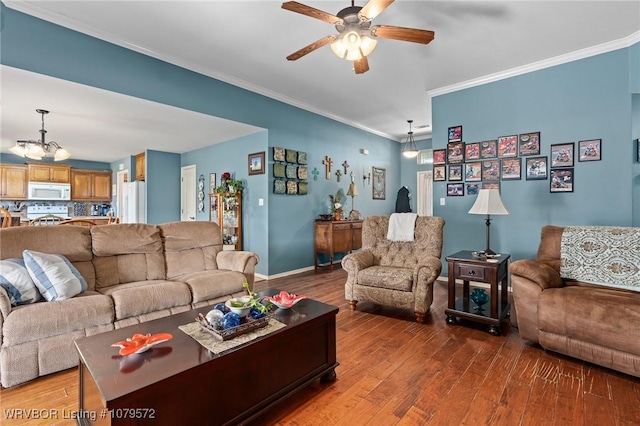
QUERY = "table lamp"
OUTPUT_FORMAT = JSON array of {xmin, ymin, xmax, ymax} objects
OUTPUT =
[
  {"xmin": 468, "ymin": 189, "xmax": 509, "ymax": 256},
  {"xmin": 346, "ymin": 182, "xmax": 359, "ymax": 216}
]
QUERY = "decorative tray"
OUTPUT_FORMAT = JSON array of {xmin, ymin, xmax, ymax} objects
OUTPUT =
[{"xmin": 196, "ymin": 313, "xmax": 272, "ymax": 341}]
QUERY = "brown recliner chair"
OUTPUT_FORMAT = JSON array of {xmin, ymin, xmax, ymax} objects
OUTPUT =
[{"xmin": 341, "ymin": 215, "xmax": 445, "ymax": 322}]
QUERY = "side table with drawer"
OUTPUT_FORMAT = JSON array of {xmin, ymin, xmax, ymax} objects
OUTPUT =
[{"xmin": 444, "ymin": 250, "xmax": 511, "ymax": 335}]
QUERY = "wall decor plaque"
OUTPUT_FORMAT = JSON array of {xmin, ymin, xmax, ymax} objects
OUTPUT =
[
  {"xmin": 273, "ymin": 163, "xmax": 286, "ymax": 178},
  {"xmin": 286, "ymin": 181, "xmax": 298, "ymax": 195},
  {"xmin": 274, "ymin": 179, "xmax": 286, "ymax": 194},
  {"xmin": 285, "ymin": 164, "xmax": 297, "ymax": 179},
  {"xmin": 273, "ymin": 147, "xmax": 285, "ymax": 162},
  {"xmin": 286, "ymin": 149, "xmax": 298, "ymax": 163},
  {"xmin": 297, "ymin": 151, "xmax": 308, "ymax": 164},
  {"xmin": 372, "ymin": 167, "xmax": 386, "ymax": 200}
]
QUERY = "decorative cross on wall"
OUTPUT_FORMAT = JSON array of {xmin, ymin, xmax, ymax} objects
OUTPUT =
[
  {"xmin": 335, "ymin": 169, "xmax": 343, "ymax": 182},
  {"xmin": 342, "ymin": 161, "xmax": 350, "ymax": 175},
  {"xmin": 312, "ymin": 167, "xmax": 320, "ymax": 181},
  {"xmin": 322, "ymin": 156, "xmax": 333, "ymax": 180}
]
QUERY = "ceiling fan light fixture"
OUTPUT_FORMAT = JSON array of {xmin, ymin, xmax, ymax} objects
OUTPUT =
[
  {"xmin": 402, "ymin": 119, "xmax": 419, "ymax": 159},
  {"xmin": 330, "ymin": 33, "xmax": 376, "ymax": 61}
]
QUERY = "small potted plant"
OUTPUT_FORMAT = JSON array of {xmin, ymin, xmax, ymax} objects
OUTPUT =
[
  {"xmin": 216, "ymin": 172, "xmax": 244, "ymax": 195},
  {"xmin": 329, "ymin": 190, "xmax": 344, "ymax": 220}
]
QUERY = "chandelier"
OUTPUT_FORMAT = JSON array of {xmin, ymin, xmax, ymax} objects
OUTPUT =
[
  {"xmin": 401, "ymin": 119, "xmax": 419, "ymax": 158},
  {"xmin": 9, "ymin": 109, "xmax": 70, "ymax": 161}
]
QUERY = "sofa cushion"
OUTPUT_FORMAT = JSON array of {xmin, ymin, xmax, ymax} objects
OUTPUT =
[
  {"xmin": 538, "ymin": 286, "xmax": 640, "ymax": 356},
  {"xmin": 2, "ymin": 291, "xmax": 114, "ymax": 346},
  {"xmin": 159, "ymin": 221, "xmax": 222, "ymax": 279},
  {"xmin": 0, "ymin": 259, "xmax": 40, "ymax": 306},
  {"xmin": 99, "ymin": 280, "xmax": 192, "ymax": 320},
  {"xmin": 358, "ymin": 266, "xmax": 413, "ymax": 291},
  {"xmin": 0, "ymin": 226, "xmax": 96, "ymax": 290},
  {"xmin": 91, "ymin": 224, "xmax": 166, "ymax": 288},
  {"xmin": 23, "ymin": 250, "xmax": 87, "ymax": 301},
  {"xmin": 175, "ymin": 270, "xmax": 247, "ymax": 303}
]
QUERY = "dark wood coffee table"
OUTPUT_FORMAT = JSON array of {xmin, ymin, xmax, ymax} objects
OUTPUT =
[{"xmin": 75, "ymin": 289, "xmax": 339, "ymax": 425}]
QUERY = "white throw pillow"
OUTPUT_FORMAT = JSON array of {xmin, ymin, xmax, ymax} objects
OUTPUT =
[
  {"xmin": 0, "ymin": 258, "xmax": 41, "ymax": 306},
  {"xmin": 23, "ymin": 250, "xmax": 87, "ymax": 301}
]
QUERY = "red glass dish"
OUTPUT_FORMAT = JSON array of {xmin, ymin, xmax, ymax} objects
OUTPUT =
[{"xmin": 111, "ymin": 332, "xmax": 173, "ymax": 356}]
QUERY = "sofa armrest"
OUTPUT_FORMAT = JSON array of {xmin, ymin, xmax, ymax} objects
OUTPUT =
[
  {"xmin": 341, "ymin": 251, "xmax": 375, "ymax": 274},
  {"xmin": 216, "ymin": 251, "xmax": 260, "ymax": 289},
  {"xmin": 509, "ymin": 259, "xmax": 564, "ymax": 290}
]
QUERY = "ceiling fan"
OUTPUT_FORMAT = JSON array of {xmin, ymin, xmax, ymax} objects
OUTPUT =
[{"xmin": 282, "ymin": 0, "xmax": 435, "ymax": 74}]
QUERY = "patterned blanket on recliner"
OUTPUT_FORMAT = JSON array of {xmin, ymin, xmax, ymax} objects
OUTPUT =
[{"xmin": 560, "ymin": 226, "xmax": 640, "ymax": 291}]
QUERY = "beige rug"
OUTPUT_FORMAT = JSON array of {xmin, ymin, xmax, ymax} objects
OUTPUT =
[{"xmin": 179, "ymin": 319, "xmax": 286, "ymax": 354}]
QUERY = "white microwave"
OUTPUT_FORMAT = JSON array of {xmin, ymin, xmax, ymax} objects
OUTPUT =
[{"xmin": 28, "ymin": 182, "xmax": 71, "ymax": 201}]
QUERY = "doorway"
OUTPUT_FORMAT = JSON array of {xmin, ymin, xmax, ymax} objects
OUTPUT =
[
  {"xmin": 417, "ymin": 171, "xmax": 433, "ymax": 216},
  {"xmin": 181, "ymin": 165, "xmax": 196, "ymax": 221}
]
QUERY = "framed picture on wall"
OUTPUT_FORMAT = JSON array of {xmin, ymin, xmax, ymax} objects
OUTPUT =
[
  {"xmin": 434, "ymin": 165, "xmax": 446, "ymax": 181},
  {"xmin": 637, "ymin": 139, "xmax": 640, "ymax": 162},
  {"xmin": 209, "ymin": 173, "xmax": 216, "ymax": 192},
  {"xmin": 578, "ymin": 139, "xmax": 601, "ymax": 161},
  {"xmin": 481, "ymin": 160, "xmax": 500, "ymax": 181},
  {"xmin": 497, "ymin": 135, "xmax": 518, "ymax": 158},
  {"xmin": 550, "ymin": 143, "xmax": 574, "ymax": 167},
  {"xmin": 372, "ymin": 167, "xmax": 386, "ymax": 200},
  {"xmin": 465, "ymin": 161, "xmax": 482, "ymax": 181},
  {"xmin": 448, "ymin": 165, "xmax": 463, "ymax": 181},
  {"xmin": 466, "ymin": 183, "xmax": 479, "ymax": 195},
  {"xmin": 448, "ymin": 125, "xmax": 462, "ymax": 143},
  {"xmin": 519, "ymin": 132, "xmax": 541, "ymax": 156},
  {"xmin": 482, "ymin": 181, "xmax": 500, "ymax": 192},
  {"xmin": 447, "ymin": 142, "xmax": 464, "ymax": 164},
  {"xmin": 464, "ymin": 142, "xmax": 480, "ymax": 161},
  {"xmin": 480, "ymin": 140, "xmax": 497, "ymax": 159},
  {"xmin": 525, "ymin": 156, "xmax": 548, "ymax": 180},
  {"xmin": 550, "ymin": 168, "xmax": 574, "ymax": 193},
  {"xmin": 447, "ymin": 183, "xmax": 464, "ymax": 196},
  {"xmin": 501, "ymin": 158, "xmax": 521, "ymax": 180},
  {"xmin": 433, "ymin": 149, "xmax": 447, "ymax": 165},
  {"xmin": 248, "ymin": 151, "xmax": 265, "ymax": 175}
]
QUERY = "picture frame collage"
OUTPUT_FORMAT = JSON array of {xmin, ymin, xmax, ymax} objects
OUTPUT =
[
  {"xmin": 438, "ymin": 126, "xmax": 601, "ymax": 195},
  {"xmin": 272, "ymin": 147, "xmax": 308, "ymax": 195}
]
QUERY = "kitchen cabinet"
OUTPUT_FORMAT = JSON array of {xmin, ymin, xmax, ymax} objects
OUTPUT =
[
  {"xmin": 28, "ymin": 164, "xmax": 70, "ymax": 183},
  {"xmin": 135, "ymin": 152, "xmax": 145, "ymax": 181},
  {"xmin": 0, "ymin": 164, "xmax": 28, "ymax": 200},
  {"xmin": 71, "ymin": 169, "xmax": 112, "ymax": 201},
  {"xmin": 209, "ymin": 192, "xmax": 242, "ymax": 251}
]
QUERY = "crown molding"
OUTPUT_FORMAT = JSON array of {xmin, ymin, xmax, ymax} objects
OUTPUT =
[
  {"xmin": 428, "ymin": 31, "xmax": 640, "ymax": 98},
  {"xmin": 3, "ymin": 1, "xmax": 396, "ymax": 141}
]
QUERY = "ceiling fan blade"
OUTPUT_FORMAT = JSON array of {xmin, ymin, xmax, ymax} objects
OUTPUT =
[
  {"xmin": 371, "ymin": 25, "xmax": 435, "ymax": 44},
  {"xmin": 354, "ymin": 56, "xmax": 369, "ymax": 74},
  {"xmin": 358, "ymin": 0, "xmax": 394, "ymax": 22},
  {"xmin": 281, "ymin": 1, "xmax": 343, "ymax": 25},
  {"xmin": 286, "ymin": 35, "xmax": 338, "ymax": 61}
]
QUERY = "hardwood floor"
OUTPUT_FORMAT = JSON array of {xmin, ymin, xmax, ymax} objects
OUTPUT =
[{"xmin": 1, "ymin": 269, "xmax": 639, "ymax": 425}]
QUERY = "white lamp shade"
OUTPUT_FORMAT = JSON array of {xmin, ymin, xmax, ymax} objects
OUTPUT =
[
  {"xmin": 9, "ymin": 145, "xmax": 26, "ymax": 156},
  {"xmin": 468, "ymin": 189, "xmax": 509, "ymax": 215},
  {"xmin": 402, "ymin": 149, "xmax": 418, "ymax": 158}
]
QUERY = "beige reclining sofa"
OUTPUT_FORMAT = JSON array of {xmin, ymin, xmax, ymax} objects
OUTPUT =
[{"xmin": 0, "ymin": 221, "xmax": 259, "ymax": 387}]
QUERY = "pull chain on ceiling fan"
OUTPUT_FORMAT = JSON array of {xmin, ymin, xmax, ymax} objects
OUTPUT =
[{"xmin": 282, "ymin": 0, "xmax": 435, "ymax": 74}]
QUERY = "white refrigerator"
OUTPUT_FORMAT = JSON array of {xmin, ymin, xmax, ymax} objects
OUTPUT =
[{"xmin": 122, "ymin": 181, "xmax": 146, "ymax": 223}]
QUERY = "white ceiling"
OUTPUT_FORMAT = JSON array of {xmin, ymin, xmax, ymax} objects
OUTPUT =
[{"xmin": 2, "ymin": 1, "xmax": 639, "ymax": 163}]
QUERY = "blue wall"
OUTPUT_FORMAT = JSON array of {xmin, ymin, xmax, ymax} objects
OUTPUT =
[
  {"xmin": 432, "ymin": 47, "xmax": 637, "ymax": 269},
  {"xmin": 0, "ymin": 5, "xmax": 399, "ymax": 275}
]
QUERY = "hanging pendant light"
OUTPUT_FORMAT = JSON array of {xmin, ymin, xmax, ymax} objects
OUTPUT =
[
  {"xmin": 402, "ymin": 120, "xmax": 419, "ymax": 158},
  {"xmin": 9, "ymin": 109, "xmax": 71, "ymax": 161}
]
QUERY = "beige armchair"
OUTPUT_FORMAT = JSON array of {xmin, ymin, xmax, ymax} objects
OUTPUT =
[{"xmin": 342, "ymin": 215, "xmax": 445, "ymax": 322}]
